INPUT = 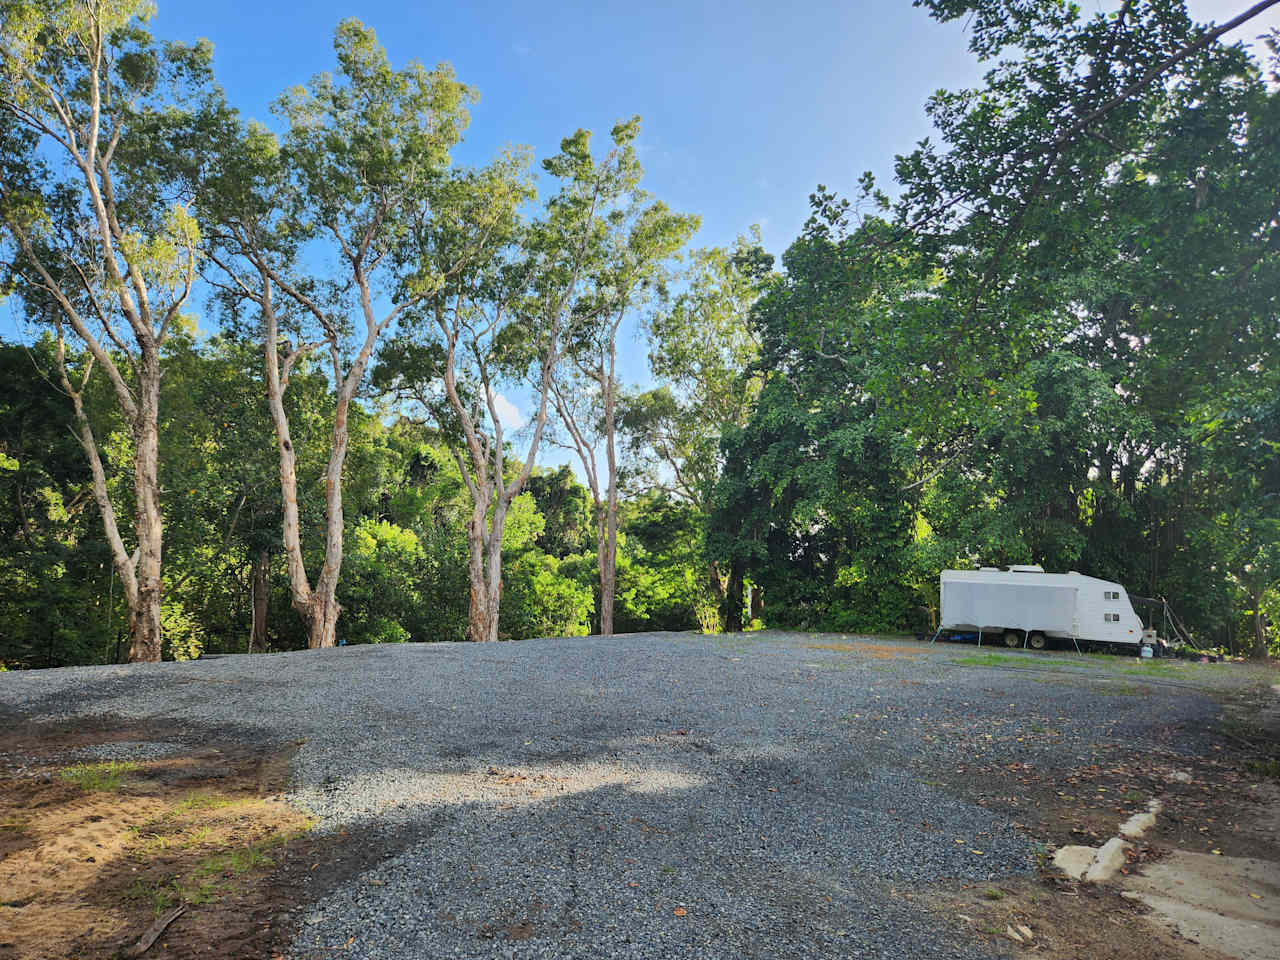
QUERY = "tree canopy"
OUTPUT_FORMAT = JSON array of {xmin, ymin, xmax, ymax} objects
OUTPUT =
[{"xmin": 0, "ymin": 0, "xmax": 1276, "ymax": 665}]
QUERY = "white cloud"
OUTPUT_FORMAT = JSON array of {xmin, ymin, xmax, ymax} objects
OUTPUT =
[{"xmin": 492, "ymin": 393, "xmax": 525, "ymax": 430}]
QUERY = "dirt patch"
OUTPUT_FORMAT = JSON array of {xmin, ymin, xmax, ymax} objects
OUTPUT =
[
  {"xmin": 928, "ymin": 719, "xmax": 1280, "ymax": 861},
  {"xmin": 935, "ymin": 875, "xmax": 1234, "ymax": 960},
  {"xmin": 805, "ymin": 641, "xmax": 921, "ymax": 659},
  {"xmin": 925, "ymin": 676, "xmax": 1280, "ymax": 960},
  {"xmin": 0, "ymin": 717, "xmax": 319, "ymax": 960}
]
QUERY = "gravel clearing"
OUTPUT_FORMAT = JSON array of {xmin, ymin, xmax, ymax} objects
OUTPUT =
[{"xmin": 0, "ymin": 631, "xmax": 1232, "ymax": 959}]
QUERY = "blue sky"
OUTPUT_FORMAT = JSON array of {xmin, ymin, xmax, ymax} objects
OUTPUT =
[
  {"xmin": 8, "ymin": 1, "xmax": 1276, "ymax": 460},
  {"xmin": 144, "ymin": 0, "xmax": 995, "ymax": 448},
  {"xmin": 155, "ymin": 1, "xmax": 982, "ymax": 257},
  {"xmin": 152, "ymin": 0, "xmax": 1274, "ymax": 262},
  {"xmin": 147, "ymin": 0, "xmax": 1274, "ymax": 445}
]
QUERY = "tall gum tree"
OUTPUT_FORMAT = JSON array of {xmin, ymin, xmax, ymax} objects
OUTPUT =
[
  {"xmin": 0, "ymin": 0, "xmax": 218, "ymax": 661},
  {"xmin": 548, "ymin": 117, "xmax": 698, "ymax": 636},
  {"xmin": 372, "ymin": 153, "xmax": 535, "ymax": 645},
  {"xmin": 377, "ymin": 126, "xmax": 644, "ymax": 642},
  {"xmin": 205, "ymin": 19, "xmax": 472, "ymax": 648}
]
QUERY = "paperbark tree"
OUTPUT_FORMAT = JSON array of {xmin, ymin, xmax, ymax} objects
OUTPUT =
[
  {"xmin": 0, "ymin": 0, "xmax": 216, "ymax": 661},
  {"xmin": 205, "ymin": 19, "xmax": 472, "ymax": 648},
  {"xmin": 548, "ymin": 120, "xmax": 697, "ymax": 635}
]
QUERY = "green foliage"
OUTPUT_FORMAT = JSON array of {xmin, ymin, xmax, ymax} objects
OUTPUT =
[
  {"xmin": 340, "ymin": 519, "xmax": 422, "ymax": 645},
  {"xmin": 0, "ymin": 339, "xmax": 120, "ymax": 668},
  {"xmin": 162, "ymin": 598, "xmax": 204, "ymax": 661},
  {"xmin": 525, "ymin": 467, "xmax": 594, "ymax": 558},
  {"xmin": 692, "ymin": 589, "xmax": 722, "ymax": 635},
  {"xmin": 501, "ymin": 552, "xmax": 592, "ymax": 640},
  {"xmin": 625, "ymin": 229, "xmax": 771, "ymax": 511},
  {"xmin": 2, "ymin": 0, "xmax": 1277, "ymax": 663},
  {"xmin": 612, "ymin": 496, "xmax": 700, "ymax": 632},
  {"xmin": 710, "ymin": 203, "xmax": 922, "ymax": 633}
]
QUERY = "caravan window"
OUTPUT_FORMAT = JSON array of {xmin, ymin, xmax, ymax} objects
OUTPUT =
[
  {"xmin": 1104, "ymin": 590, "xmax": 1120, "ymax": 600},
  {"xmin": 1104, "ymin": 613, "xmax": 1119, "ymax": 622}
]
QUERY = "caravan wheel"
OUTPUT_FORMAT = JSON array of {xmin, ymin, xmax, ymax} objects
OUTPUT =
[
  {"xmin": 1003, "ymin": 631, "xmax": 1021, "ymax": 648},
  {"xmin": 1028, "ymin": 632, "xmax": 1048, "ymax": 650}
]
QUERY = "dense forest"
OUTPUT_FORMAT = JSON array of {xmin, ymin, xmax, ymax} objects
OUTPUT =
[{"xmin": 1, "ymin": 0, "xmax": 1277, "ymax": 668}]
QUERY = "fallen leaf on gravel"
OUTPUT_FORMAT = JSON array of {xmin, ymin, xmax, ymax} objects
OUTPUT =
[
  {"xmin": 673, "ymin": 907, "xmax": 687, "ymax": 917},
  {"xmin": 1212, "ymin": 849, "xmax": 1222, "ymax": 855},
  {"xmin": 1250, "ymin": 893, "xmax": 1262, "ymax": 899},
  {"xmin": 970, "ymin": 849, "xmax": 984, "ymax": 855}
]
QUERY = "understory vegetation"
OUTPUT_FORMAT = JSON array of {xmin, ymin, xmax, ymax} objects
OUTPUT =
[{"xmin": 1, "ymin": 0, "xmax": 1277, "ymax": 666}]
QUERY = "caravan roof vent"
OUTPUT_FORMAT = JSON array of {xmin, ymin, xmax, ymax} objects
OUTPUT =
[
  {"xmin": 979, "ymin": 566, "xmax": 1000, "ymax": 572},
  {"xmin": 1009, "ymin": 565, "xmax": 1045, "ymax": 573}
]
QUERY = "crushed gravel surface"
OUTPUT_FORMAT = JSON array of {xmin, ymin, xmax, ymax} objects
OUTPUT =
[{"xmin": 0, "ymin": 632, "xmax": 1232, "ymax": 959}]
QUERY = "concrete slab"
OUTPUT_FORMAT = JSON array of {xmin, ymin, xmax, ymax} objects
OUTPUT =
[
  {"xmin": 1053, "ymin": 844, "xmax": 1097, "ymax": 880},
  {"xmin": 1120, "ymin": 810, "xmax": 1157, "ymax": 838},
  {"xmin": 1124, "ymin": 851, "xmax": 1280, "ymax": 960},
  {"xmin": 1084, "ymin": 836, "xmax": 1131, "ymax": 882}
]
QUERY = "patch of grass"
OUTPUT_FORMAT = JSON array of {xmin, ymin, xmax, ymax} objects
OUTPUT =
[
  {"xmin": 58, "ymin": 760, "xmax": 139, "ymax": 792},
  {"xmin": 192, "ymin": 826, "xmax": 306, "ymax": 880},
  {"xmin": 1124, "ymin": 789, "xmax": 1145, "ymax": 804},
  {"xmin": 982, "ymin": 888, "xmax": 1004, "ymax": 901},
  {"xmin": 952, "ymin": 653, "xmax": 1018, "ymax": 667},
  {"xmin": 126, "ymin": 879, "xmax": 178, "ymax": 916},
  {"xmin": 195, "ymin": 844, "xmax": 275, "ymax": 878},
  {"xmin": 138, "ymin": 831, "xmax": 177, "ymax": 854},
  {"xmin": 129, "ymin": 876, "xmax": 223, "ymax": 915},
  {"xmin": 952, "ymin": 650, "xmax": 1090, "ymax": 670},
  {"xmin": 1245, "ymin": 758, "xmax": 1280, "ymax": 779},
  {"xmin": 174, "ymin": 878, "xmax": 222, "ymax": 906},
  {"xmin": 950, "ymin": 653, "xmax": 1077, "ymax": 669},
  {"xmin": 1122, "ymin": 661, "xmax": 1182, "ymax": 677},
  {"xmin": 1092, "ymin": 681, "xmax": 1149, "ymax": 697},
  {"xmin": 168, "ymin": 790, "xmax": 238, "ymax": 817}
]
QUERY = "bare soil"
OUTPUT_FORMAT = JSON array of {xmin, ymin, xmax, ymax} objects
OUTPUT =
[
  {"xmin": 0, "ymin": 716, "xmax": 319, "ymax": 960},
  {"xmin": 939, "ymin": 875, "xmax": 1236, "ymax": 960},
  {"xmin": 928, "ymin": 669, "xmax": 1280, "ymax": 960}
]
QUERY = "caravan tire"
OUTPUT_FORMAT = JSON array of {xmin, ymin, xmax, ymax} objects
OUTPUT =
[
  {"xmin": 1028, "ymin": 632, "xmax": 1048, "ymax": 650},
  {"xmin": 1003, "ymin": 631, "xmax": 1021, "ymax": 649}
]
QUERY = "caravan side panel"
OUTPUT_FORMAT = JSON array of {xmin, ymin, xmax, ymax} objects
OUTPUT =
[{"xmin": 941, "ymin": 578, "xmax": 1077, "ymax": 634}]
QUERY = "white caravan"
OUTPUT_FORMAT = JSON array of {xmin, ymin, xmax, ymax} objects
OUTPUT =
[{"xmin": 938, "ymin": 566, "xmax": 1144, "ymax": 650}]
